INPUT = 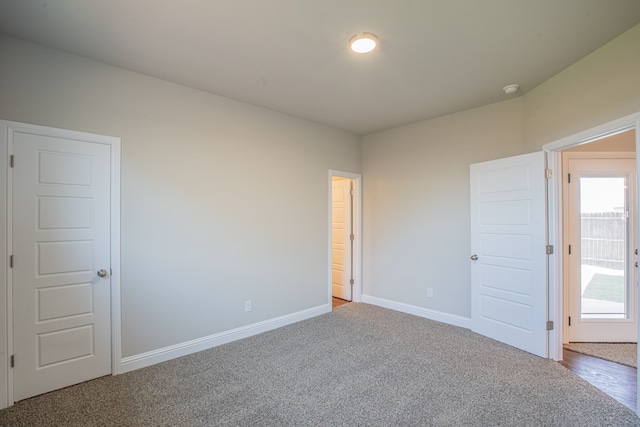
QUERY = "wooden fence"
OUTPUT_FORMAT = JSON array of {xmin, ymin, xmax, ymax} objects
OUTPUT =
[{"xmin": 581, "ymin": 212, "xmax": 626, "ymax": 270}]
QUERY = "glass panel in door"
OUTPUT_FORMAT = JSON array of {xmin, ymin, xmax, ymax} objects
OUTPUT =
[{"xmin": 580, "ymin": 177, "xmax": 628, "ymax": 319}]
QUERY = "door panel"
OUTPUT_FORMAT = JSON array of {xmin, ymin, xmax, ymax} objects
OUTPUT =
[
  {"xmin": 470, "ymin": 152, "xmax": 547, "ymax": 357},
  {"xmin": 565, "ymin": 157, "xmax": 637, "ymax": 342},
  {"xmin": 12, "ymin": 131, "xmax": 111, "ymax": 401},
  {"xmin": 332, "ymin": 178, "xmax": 352, "ymax": 301}
]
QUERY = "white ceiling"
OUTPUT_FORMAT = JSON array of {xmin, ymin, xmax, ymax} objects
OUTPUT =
[{"xmin": 1, "ymin": 1, "xmax": 640, "ymax": 135}]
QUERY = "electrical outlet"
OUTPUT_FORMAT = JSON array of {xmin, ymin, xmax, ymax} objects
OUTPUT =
[
  {"xmin": 245, "ymin": 300, "xmax": 252, "ymax": 312},
  {"xmin": 427, "ymin": 288, "xmax": 433, "ymax": 298}
]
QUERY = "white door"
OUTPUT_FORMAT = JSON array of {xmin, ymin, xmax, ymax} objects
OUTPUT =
[
  {"xmin": 565, "ymin": 157, "xmax": 637, "ymax": 342},
  {"xmin": 12, "ymin": 131, "xmax": 112, "ymax": 401},
  {"xmin": 470, "ymin": 152, "xmax": 548, "ymax": 357},
  {"xmin": 332, "ymin": 178, "xmax": 352, "ymax": 301}
]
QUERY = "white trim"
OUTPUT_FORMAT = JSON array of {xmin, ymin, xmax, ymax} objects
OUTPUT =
[
  {"xmin": 0, "ymin": 120, "xmax": 121, "ymax": 408},
  {"xmin": 361, "ymin": 294, "xmax": 472, "ymax": 329},
  {"xmin": 110, "ymin": 138, "xmax": 122, "ymax": 375},
  {"xmin": 544, "ymin": 111, "xmax": 640, "ymax": 365},
  {"xmin": 544, "ymin": 113, "xmax": 638, "ymax": 152},
  {"xmin": 120, "ymin": 304, "xmax": 331, "ymax": 373},
  {"xmin": 0, "ymin": 123, "xmax": 8, "ymax": 410},
  {"xmin": 328, "ymin": 170, "xmax": 363, "ymax": 304}
]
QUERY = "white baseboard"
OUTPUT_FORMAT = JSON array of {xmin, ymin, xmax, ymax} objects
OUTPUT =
[
  {"xmin": 118, "ymin": 304, "xmax": 331, "ymax": 374},
  {"xmin": 361, "ymin": 294, "xmax": 471, "ymax": 329}
]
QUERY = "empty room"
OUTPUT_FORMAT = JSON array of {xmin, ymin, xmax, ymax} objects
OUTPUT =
[{"xmin": 2, "ymin": 1, "xmax": 640, "ymax": 425}]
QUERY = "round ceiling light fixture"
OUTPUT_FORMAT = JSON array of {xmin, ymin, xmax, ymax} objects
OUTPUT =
[
  {"xmin": 349, "ymin": 32, "xmax": 379, "ymax": 53},
  {"xmin": 503, "ymin": 84, "xmax": 520, "ymax": 95}
]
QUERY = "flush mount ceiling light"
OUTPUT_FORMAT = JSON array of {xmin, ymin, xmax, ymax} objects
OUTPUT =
[
  {"xmin": 503, "ymin": 84, "xmax": 520, "ymax": 95},
  {"xmin": 349, "ymin": 32, "xmax": 379, "ymax": 53}
]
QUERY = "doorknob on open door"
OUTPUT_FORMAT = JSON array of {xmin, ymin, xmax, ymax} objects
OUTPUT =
[
  {"xmin": 97, "ymin": 269, "xmax": 108, "ymax": 278},
  {"xmin": 470, "ymin": 255, "xmax": 478, "ymax": 261}
]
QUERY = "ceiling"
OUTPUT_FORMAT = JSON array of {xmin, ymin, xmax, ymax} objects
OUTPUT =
[{"xmin": 1, "ymin": 1, "xmax": 640, "ymax": 135}]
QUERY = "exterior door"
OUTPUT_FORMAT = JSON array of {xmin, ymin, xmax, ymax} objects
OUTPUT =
[
  {"xmin": 332, "ymin": 178, "xmax": 352, "ymax": 301},
  {"xmin": 565, "ymin": 156, "xmax": 637, "ymax": 342},
  {"xmin": 12, "ymin": 131, "xmax": 112, "ymax": 401},
  {"xmin": 470, "ymin": 152, "xmax": 548, "ymax": 357}
]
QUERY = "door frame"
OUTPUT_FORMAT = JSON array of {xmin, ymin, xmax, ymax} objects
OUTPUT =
[
  {"xmin": 545, "ymin": 112, "xmax": 640, "ymax": 365},
  {"xmin": 0, "ymin": 120, "xmax": 122, "ymax": 409},
  {"xmin": 328, "ymin": 170, "xmax": 362, "ymax": 305}
]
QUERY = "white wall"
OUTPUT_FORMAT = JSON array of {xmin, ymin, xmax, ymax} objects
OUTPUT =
[
  {"xmin": 0, "ymin": 36, "xmax": 360, "ymax": 358},
  {"xmin": 361, "ymin": 22, "xmax": 640, "ymax": 319},
  {"xmin": 2, "ymin": 18, "xmax": 639, "ymax": 361}
]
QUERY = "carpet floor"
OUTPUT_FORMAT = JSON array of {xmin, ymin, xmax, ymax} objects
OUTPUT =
[
  {"xmin": 1, "ymin": 303, "xmax": 639, "ymax": 426},
  {"xmin": 564, "ymin": 343, "xmax": 637, "ymax": 368}
]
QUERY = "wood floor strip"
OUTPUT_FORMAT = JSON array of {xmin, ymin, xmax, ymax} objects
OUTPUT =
[
  {"xmin": 559, "ymin": 349, "xmax": 637, "ymax": 412},
  {"xmin": 332, "ymin": 297, "xmax": 350, "ymax": 309}
]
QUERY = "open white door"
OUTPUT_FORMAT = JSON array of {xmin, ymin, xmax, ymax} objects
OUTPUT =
[
  {"xmin": 470, "ymin": 152, "xmax": 547, "ymax": 357},
  {"xmin": 332, "ymin": 178, "xmax": 353, "ymax": 301},
  {"xmin": 11, "ymin": 130, "xmax": 112, "ymax": 401}
]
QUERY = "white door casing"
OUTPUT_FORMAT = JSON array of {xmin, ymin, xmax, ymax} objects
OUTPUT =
[
  {"xmin": 332, "ymin": 178, "xmax": 352, "ymax": 301},
  {"xmin": 1, "ymin": 120, "xmax": 121, "ymax": 409},
  {"xmin": 543, "ymin": 113, "xmax": 640, "ymax": 413},
  {"xmin": 470, "ymin": 152, "xmax": 548, "ymax": 358}
]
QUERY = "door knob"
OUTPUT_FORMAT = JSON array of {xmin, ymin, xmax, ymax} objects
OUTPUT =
[
  {"xmin": 97, "ymin": 269, "xmax": 108, "ymax": 278},
  {"xmin": 470, "ymin": 255, "xmax": 478, "ymax": 261}
]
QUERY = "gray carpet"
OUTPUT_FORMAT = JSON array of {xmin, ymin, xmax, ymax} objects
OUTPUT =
[
  {"xmin": 564, "ymin": 342, "xmax": 637, "ymax": 368},
  {"xmin": 1, "ymin": 303, "xmax": 638, "ymax": 426}
]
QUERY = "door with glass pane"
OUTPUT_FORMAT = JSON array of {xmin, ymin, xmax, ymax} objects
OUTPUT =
[{"xmin": 566, "ymin": 156, "xmax": 637, "ymax": 342}]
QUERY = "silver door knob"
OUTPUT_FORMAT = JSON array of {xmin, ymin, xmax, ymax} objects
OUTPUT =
[
  {"xmin": 97, "ymin": 269, "xmax": 108, "ymax": 278},
  {"xmin": 470, "ymin": 255, "xmax": 478, "ymax": 261}
]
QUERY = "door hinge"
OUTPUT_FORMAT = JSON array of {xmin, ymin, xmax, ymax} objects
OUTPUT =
[
  {"xmin": 9, "ymin": 255, "xmax": 13, "ymax": 268},
  {"xmin": 568, "ymin": 173, "xmax": 571, "ymax": 183},
  {"xmin": 568, "ymin": 316, "xmax": 572, "ymax": 326},
  {"xmin": 349, "ymin": 278, "xmax": 354, "ymax": 285},
  {"xmin": 10, "ymin": 354, "xmax": 14, "ymax": 368},
  {"xmin": 546, "ymin": 245, "xmax": 553, "ymax": 255},
  {"xmin": 545, "ymin": 169, "xmax": 552, "ymax": 179},
  {"xmin": 350, "ymin": 234, "xmax": 354, "ymax": 241},
  {"xmin": 10, "ymin": 155, "xmax": 14, "ymax": 168},
  {"xmin": 546, "ymin": 321, "xmax": 554, "ymax": 331},
  {"xmin": 568, "ymin": 245, "xmax": 572, "ymax": 255}
]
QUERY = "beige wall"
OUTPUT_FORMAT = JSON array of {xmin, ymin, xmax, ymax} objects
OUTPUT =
[
  {"xmin": 0, "ymin": 36, "xmax": 361, "ymax": 357},
  {"xmin": 361, "ymin": 23, "xmax": 640, "ymax": 318},
  {"xmin": 523, "ymin": 24, "xmax": 640, "ymax": 151},
  {"xmin": 362, "ymin": 99, "xmax": 525, "ymax": 316}
]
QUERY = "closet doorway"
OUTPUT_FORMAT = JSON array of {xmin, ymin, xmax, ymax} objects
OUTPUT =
[{"xmin": 328, "ymin": 170, "xmax": 362, "ymax": 308}]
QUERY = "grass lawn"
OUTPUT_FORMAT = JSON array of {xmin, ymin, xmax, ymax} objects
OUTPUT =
[{"xmin": 583, "ymin": 273, "xmax": 625, "ymax": 303}]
